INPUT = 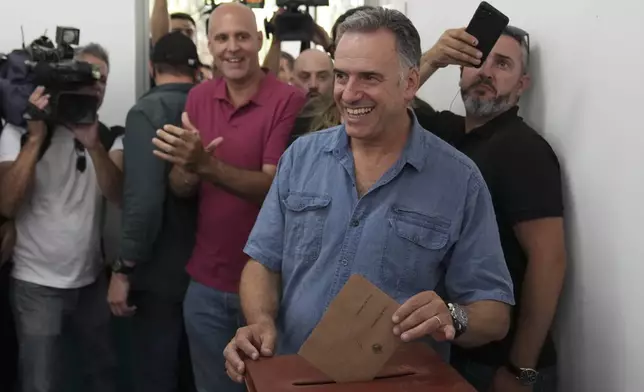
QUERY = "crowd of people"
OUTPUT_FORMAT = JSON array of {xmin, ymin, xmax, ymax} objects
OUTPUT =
[{"xmin": 0, "ymin": 3, "xmax": 566, "ymax": 392}]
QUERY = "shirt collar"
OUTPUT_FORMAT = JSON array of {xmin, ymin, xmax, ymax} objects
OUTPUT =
[
  {"xmin": 144, "ymin": 82, "xmax": 193, "ymax": 98},
  {"xmin": 324, "ymin": 109, "xmax": 427, "ymax": 172},
  {"xmin": 212, "ymin": 68, "xmax": 275, "ymax": 106}
]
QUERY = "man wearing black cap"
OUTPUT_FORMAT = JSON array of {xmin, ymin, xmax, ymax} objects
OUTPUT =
[{"xmin": 107, "ymin": 31, "xmax": 201, "ymax": 392}]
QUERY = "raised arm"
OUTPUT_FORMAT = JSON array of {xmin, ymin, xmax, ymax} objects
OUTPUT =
[
  {"xmin": 0, "ymin": 88, "xmax": 50, "ymax": 218},
  {"xmin": 150, "ymin": 0, "xmax": 170, "ymax": 46}
]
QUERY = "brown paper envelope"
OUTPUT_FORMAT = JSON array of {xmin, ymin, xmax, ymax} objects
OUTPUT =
[{"xmin": 297, "ymin": 274, "xmax": 402, "ymax": 383}]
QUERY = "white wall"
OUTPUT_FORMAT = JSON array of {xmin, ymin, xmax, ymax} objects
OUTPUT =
[
  {"xmin": 0, "ymin": 0, "xmax": 147, "ymax": 127},
  {"xmin": 400, "ymin": 0, "xmax": 644, "ymax": 391}
]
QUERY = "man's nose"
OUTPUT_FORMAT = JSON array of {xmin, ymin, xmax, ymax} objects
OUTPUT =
[
  {"xmin": 477, "ymin": 59, "xmax": 495, "ymax": 78},
  {"xmin": 341, "ymin": 77, "xmax": 363, "ymax": 102},
  {"xmin": 309, "ymin": 76, "xmax": 319, "ymax": 90},
  {"xmin": 226, "ymin": 38, "xmax": 240, "ymax": 52}
]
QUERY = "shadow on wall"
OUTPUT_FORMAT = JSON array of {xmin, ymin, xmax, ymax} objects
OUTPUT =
[{"xmin": 518, "ymin": 46, "xmax": 545, "ymax": 133}]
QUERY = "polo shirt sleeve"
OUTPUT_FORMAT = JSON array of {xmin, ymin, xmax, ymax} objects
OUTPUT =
[
  {"xmin": 0, "ymin": 123, "xmax": 25, "ymax": 162},
  {"xmin": 243, "ymin": 144, "xmax": 293, "ymax": 272},
  {"xmin": 262, "ymin": 91, "xmax": 307, "ymax": 166},
  {"xmin": 495, "ymin": 133, "xmax": 564, "ymax": 224},
  {"xmin": 444, "ymin": 172, "xmax": 515, "ymax": 306}
]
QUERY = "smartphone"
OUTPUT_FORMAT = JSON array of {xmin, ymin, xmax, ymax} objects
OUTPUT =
[{"xmin": 465, "ymin": 1, "xmax": 510, "ymax": 68}]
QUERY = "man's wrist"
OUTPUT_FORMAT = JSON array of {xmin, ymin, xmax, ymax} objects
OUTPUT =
[
  {"xmin": 509, "ymin": 350, "xmax": 538, "ymax": 369},
  {"xmin": 248, "ymin": 314, "xmax": 275, "ymax": 327},
  {"xmin": 196, "ymin": 154, "xmax": 220, "ymax": 181}
]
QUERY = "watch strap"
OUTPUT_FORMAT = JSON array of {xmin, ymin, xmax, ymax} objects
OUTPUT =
[{"xmin": 112, "ymin": 258, "xmax": 135, "ymax": 275}]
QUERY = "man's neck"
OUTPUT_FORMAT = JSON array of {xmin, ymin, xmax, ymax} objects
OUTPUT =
[
  {"xmin": 226, "ymin": 68, "xmax": 264, "ymax": 108},
  {"xmin": 154, "ymin": 75, "xmax": 194, "ymax": 86},
  {"xmin": 465, "ymin": 109, "xmax": 510, "ymax": 133}
]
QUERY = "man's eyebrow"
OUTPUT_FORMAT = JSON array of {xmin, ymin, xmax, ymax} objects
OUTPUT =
[{"xmin": 492, "ymin": 52, "xmax": 515, "ymax": 64}]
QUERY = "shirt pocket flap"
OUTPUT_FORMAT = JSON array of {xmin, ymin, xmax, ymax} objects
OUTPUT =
[
  {"xmin": 389, "ymin": 218, "xmax": 449, "ymax": 250},
  {"xmin": 283, "ymin": 193, "xmax": 331, "ymax": 212}
]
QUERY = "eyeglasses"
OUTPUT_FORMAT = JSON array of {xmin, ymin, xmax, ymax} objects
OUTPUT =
[
  {"xmin": 74, "ymin": 139, "xmax": 86, "ymax": 173},
  {"xmin": 504, "ymin": 25, "xmax": 530, "ymax": 70}
]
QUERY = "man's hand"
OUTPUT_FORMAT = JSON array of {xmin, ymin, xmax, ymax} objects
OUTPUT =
[
  {"xmin": 72, "ymin": 120, "xmax": 101, "ymax": 150},
  {"xmin": 490, "ymin": 367, "xmax": 533, "ymax": 392},
  {"xmin": 312, "ymin": 23, "xmax": 331, "ymax": 49},
  {"xmin": 107, "ymin": 273, "xmax": 137, "ymax": 317},
  {"xmin": 425, "ymin": 28, "xmax": 483, "ymax": 69},
  {"xmin": 26, "ymin": 86, "xmax": 50, "ymax": 142},
  {"xmin": 392, "ymin": 291, "xmax": 456, "ymax": 342},
  {"xmin": 152, "ymin": 112, "xmax": 223, "ymax": 173},
  {"xmin": 223, "ymin": 321, "xmax": 277, "ymax": 383}
]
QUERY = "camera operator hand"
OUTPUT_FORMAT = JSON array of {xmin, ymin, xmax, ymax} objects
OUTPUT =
[
  {"xmin": 312, "ymin": 23, "xmax": 331, "ymax": 50},
  {"xmin": 26, "ymin": 86, "xmax": 50, "ymax": 143},
  {"xmin": 70, "ymin": 120, "xmax": 101, "ymax": 150}
]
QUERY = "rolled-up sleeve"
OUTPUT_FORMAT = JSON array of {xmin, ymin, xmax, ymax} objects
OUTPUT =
[
  {"xmin": 243, "ymin": 146, "xmax": 293, "ymax": 272},
  {"xmin": 445, "ymin": 172, "xmax": 515, "ymax": 306},
  {"xmin": 119, "ymin": 108, "xmax": 167, "ymax": 264}
]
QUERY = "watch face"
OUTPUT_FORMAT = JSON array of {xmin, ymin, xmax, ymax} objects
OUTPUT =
[
  {"xmin": 520, "ymin": 369, "xmax": 539, "ymax": 385},
  {"xmin": 449, "ymin": 303, "xmax": 469, "ymax": 332}
]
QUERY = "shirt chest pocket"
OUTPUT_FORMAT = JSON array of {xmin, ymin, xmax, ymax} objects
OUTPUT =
[
  {"xmin": 380, "ymin": 207, "xmax": 451, "ymax": 301},
  {"xmin": 282, "ymin": 192, "xmax": 331, "ymax": 265}
]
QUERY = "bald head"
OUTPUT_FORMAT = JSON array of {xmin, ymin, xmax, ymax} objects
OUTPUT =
[
  {"xmin": 209, "ymin": 2, "xmax": 257, "ymax": 36},
  {"xmin": 208, "ymin": 2, "xmax": 262, "ymax": 83},
  {"xmin": 293, "ymin": 49, "xmax": 334, "ymax": 99}
]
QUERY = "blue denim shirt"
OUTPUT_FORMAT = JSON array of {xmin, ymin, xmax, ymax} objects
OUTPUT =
[{"xmin": 243, "ymin": 113, "xmax": 514, "ymax": 355}]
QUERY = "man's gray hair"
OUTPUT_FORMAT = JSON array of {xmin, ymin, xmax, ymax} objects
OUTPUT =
[
  {"xmin": 75, "ymin": 43, "xmax": 110, "ymax": 69},
  {"xmin": 336, "ymin": 7, "xmax": 421, "ymax": 70},
  {"xmin": 502, "ymin": 26, "xmax": 530, "ymax": 74}
]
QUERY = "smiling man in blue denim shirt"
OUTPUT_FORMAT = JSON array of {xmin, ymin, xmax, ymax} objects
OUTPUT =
[{"xmin": 223, "ymin": 7, "xmax": 515, "ymax": 384}]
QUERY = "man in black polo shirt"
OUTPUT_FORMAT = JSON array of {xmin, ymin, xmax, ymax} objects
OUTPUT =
[
  {"xmin": 107, "ymin": 31, "xmax": 201, "ymax": 392},
  {"xmin": 418, "ymin": 26, "xmax": 566, "ymax": 392}
]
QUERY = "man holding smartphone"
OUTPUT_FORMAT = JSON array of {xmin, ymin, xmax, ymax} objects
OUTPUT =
[{"xmin": 418, "ymin": 26, "xmax": 566, "ymax": 392}]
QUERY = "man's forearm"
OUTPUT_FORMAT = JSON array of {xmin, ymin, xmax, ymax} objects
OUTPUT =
[
  {"xmin": 509, "ymin": 256, "xmax": 566, "ymax": 368},
  {"xmin": 88, "ymin": 145, "xmax": 123, "ymax": 207},
  {"xmin": 240, "ymin": 260, "xmax": 281, "ymax": 326},
  {"xmin": 169, "ymin": 165, "xmax": 199, "ymax": 198},
  {"xmin": 263, "ymin": 40, "xmax": 282, "ymax": 75},
  {"xmin": 454, "ymin": 300, "xmax": 511, "ymax": 348},
  {"xmin": 150, "ymin": 0, "xmax": 170, "ymax": 46},
  {"xmin": 419, "ymin": 51, "xmax": 440, "ymax": 87},
  {"xmin": 197, "ymin": 157, "xmax": 273, "ymax": 205},
  {"xmin": 0, "ymin": 138, "xmax": 42, "ymax": 218}
]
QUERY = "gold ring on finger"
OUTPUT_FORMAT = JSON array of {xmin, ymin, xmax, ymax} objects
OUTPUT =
[{"xmin": 432, "ymin": 315, "xmax": 442, "ymax": 326}]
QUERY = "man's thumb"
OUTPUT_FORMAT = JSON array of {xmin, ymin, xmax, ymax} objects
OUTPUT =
[
  {"xmin": 260, "ymin": 329, "xmax": 276, "ymax": 357},
  {"xmin": 205, "ymin": 137, "xmax": 224, "ymax": 153},
  {"xmin": 182, "ymin": 112, "xmax": 196, "ymax": 131}
]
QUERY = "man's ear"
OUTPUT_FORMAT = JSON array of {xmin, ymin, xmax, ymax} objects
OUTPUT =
[
  {"xmin": 404, "ymin": 67, "xmax": 421, "ymax": 102},
  {"xmin": 517, "ymin": 73, "xmax": 531, "ymax": 97},
  {"xmin": 148, "ymin": 61, "xmax": 154, "ymax": 77},
  {"xmin": 256, "ymin": 31, "xmax": 264, "ymax": 52}
]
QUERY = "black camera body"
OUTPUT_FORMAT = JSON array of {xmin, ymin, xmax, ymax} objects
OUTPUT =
[
  {"xmin": 0, "ymin": 26, "xmax": 100, "ymax": 127},
  {"xmin": 264, "ymin": 0, "xmax": 329, "ymax": 43}
]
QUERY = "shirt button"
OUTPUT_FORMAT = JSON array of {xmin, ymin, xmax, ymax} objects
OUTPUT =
[{"xmin": 350, "ymin": 219, "xmax": 360, "ymax": 227}]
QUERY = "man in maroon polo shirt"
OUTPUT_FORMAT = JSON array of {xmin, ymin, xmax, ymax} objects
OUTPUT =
[{"xmin": 152, "ymin": 3, "xmax": 306, "ymax": 391}]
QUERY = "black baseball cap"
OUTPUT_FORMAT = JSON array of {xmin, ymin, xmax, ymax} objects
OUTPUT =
[{"xmin": 151, "ymin": 31, "xmax": 201, "ymax": 68}]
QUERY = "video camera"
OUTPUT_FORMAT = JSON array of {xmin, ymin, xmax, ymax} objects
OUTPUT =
[{"xmin": 0, "ymin": 26, "xmax": 102, "ymax": 127}]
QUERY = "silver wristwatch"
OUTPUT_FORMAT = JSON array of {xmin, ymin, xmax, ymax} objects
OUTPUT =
[{"xmin": 447, "ymin": 302, "xmax": 468, "ymax": 338}]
